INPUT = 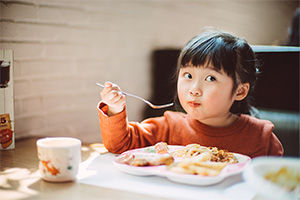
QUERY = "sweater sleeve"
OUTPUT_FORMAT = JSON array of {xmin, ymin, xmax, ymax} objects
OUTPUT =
[
  {"xmin": 97, "ymin": 101, "xmax": 170, "ymax": 154},
  {"xmin": 263, "ymin": 120, "xmax": 284, "ymax": 156},
  {"xmin": 268, "ymin": 132, "xmax": 284, "ymax": 156},
  {"xmin": 247, "ymin": 117, "xmax": 284, "ymax": 158}
]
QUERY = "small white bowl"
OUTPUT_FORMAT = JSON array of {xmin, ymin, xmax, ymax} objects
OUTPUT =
[{"xmin": 243, "ymin": 156, "xmax": 300, "ymax": 200}]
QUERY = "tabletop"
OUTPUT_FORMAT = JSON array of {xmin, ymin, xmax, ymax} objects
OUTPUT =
[
  {"xmin": 0, "ymin": 138, "xmax": 170, "ymax": 200},
  {"xmin": 1, "ymin": 138, "xmax": 270, "ymax": 200}
]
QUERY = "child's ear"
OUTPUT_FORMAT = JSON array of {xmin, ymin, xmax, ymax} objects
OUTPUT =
[{"xmin": 234, "ymin": 83, "xmax": 250, "ymax": 101}]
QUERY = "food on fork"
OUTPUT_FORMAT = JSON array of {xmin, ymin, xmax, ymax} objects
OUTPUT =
[{"xmin": 117, "ymin": 152, "xmax": 174, "ymax": 166}]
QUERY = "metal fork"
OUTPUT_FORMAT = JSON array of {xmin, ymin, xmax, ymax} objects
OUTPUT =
[{"xmin": 96, "ymin": 83, "xmax": 174, "ymax": 109}]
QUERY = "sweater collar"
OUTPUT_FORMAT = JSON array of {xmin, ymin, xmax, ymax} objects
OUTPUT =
[{"xmin": 187, "ymin": 114, "xmax": 249, "ymax": 137}]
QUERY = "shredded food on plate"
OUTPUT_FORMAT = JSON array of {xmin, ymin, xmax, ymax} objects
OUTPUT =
[
  {"xmin": 168, "ymin": 144, "xmax": 238, "ymax": 176},
  {"xmin": 171, "ymin": 144, "xmax": 238, "ymax": 164}
]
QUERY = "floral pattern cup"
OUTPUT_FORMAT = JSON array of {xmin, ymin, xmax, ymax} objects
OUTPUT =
[{"xmin": 36, "ymin": 137, "xmax": 81, "ymax": 182}]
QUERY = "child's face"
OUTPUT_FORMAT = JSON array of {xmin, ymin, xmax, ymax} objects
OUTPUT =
[{"xmin": 177, "ymin": 64, "xmax": 236, "ymax": 126}]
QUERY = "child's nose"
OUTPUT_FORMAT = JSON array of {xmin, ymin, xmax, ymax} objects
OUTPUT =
[
  {"xmin": 189, "ymin": 89, "xmax": 202, "ymax": 97},
  {"xmin": 189, "ymin": 82, "xmax": 202, "ymax": 97}
]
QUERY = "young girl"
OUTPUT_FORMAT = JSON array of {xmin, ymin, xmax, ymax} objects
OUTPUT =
[{"xmin": 97, "ymin": 30, "xmax": 283, "ymax": 158}]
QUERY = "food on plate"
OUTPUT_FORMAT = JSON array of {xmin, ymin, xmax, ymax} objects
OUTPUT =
[
  {"xmin": 117, "ymin": 152, "xmax": 174, "ymax": 166},
  {"xmin": 167, "ymin": 144, "xmax": 239, "ymax": 176},
  {"xmin": 168, "ymin": 158, "xmax": 227, "ymax": 176},
  {"xmin": 114, "ymin": 143, "xmax": 250, "ymax": 183},
  {"xmin": 209, "ymin": 147, "xmax": 238, "ymax": 163},
  {"xmin": 264, "ymin": 166, "xmax": 300, "ymax": 192},
  {"xmin": 172, "ymin": 144, "xmax": 209, "ymax": 157},
  {"xmin": 154, "ymin": 142, "xmax": 169, "ymax": 154},
  {"xmin": 116, "ymin": 142, "xmax": 240, "ymax": 176},
  {"xmin": 172, "ymin": 144, "xmax": 238, "ymax": 164}
]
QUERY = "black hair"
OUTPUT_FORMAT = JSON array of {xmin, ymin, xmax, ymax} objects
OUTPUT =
[{"xmin": 175, "ymin": 30, "xmax": 259, "ymax": 115}]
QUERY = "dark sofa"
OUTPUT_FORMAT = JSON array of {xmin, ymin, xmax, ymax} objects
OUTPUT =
[{"xmin": 256, "ymin": 108, "xmax": 299, "ymax": 157}]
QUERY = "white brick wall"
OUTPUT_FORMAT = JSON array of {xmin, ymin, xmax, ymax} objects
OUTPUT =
[{"xmin": 0, "ymin": 0, "xmax": 298, "ymax": 143}]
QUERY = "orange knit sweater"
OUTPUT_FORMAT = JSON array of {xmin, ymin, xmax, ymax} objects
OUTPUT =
[{"xmin": 98, "ymin": 102, "xmax": 283, "ymax": 158}]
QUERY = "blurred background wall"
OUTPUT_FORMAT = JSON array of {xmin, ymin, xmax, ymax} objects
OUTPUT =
[{"xmin": 0, "ymin": 0, "xmax": 298, "ymax": 143}]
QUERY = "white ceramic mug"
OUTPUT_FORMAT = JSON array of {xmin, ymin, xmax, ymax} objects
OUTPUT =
[{"xmin": 36, "ymin": 137, "xmax": 81, "ymax": 182}]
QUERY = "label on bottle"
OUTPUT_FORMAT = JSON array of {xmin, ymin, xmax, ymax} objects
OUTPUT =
[{"xmin": 0, "ymin": 113, "xmax": 14, "ymax": 150}]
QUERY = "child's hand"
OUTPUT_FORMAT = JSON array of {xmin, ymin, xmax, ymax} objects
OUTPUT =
[{"xmin": 100, "ymin": 82, "xmax": 126, "ymax": 116}]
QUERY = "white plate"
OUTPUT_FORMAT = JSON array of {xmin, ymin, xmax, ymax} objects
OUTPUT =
[
  {"xmin": 243, "ymin": 156, "xmax": 300, "ymax": 200},
  {"xmin": 113, "ymin": 145, "xmax": 251, "ymax": 185}
]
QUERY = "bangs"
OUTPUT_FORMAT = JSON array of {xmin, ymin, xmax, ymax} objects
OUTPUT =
[{"xmin": 179, "ymin": 35, "xmax": 236, "ymax": 77}]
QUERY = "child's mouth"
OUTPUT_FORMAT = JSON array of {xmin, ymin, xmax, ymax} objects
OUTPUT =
[{"xmin": 187, "ymin": 101, "xmax": 201, "ymax": 107}]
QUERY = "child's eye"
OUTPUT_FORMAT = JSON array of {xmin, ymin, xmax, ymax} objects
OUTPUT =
[
  {"xmin": 183, "ymin": 73, "xmax": 192, "ymax": 79},
  {"xmin": 205, "ymin": 75, "xmax": 216, "ymax": 82}
]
